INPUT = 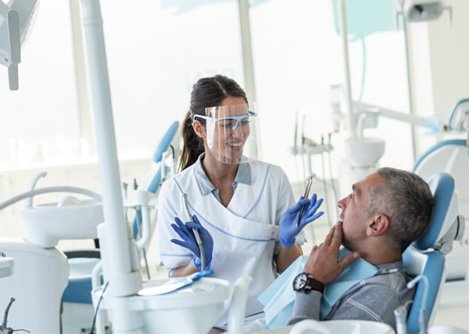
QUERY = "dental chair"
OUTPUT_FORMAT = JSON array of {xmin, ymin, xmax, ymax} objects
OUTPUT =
[
  {"xmin": 413, "ymin": 98, "xmax": 469, "ymax": 290},
  {"xmin": 0, "ymin": 186, "xmax": 102, "ymax": 334},
  {"xmin": 0, "ymin": 239, "xmax": 68, "ymax": 333},
  {"xmin": 403, "ymin": 172, "xmax": 465, "ymax": 334}
]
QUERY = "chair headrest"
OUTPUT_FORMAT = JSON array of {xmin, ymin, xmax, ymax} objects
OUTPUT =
[
  {"xmin": 153, "ymin": 121, "xmax": 179, "ymax": 163},
  {"xmin": 413, "ymin": 172, "xmax": 455, "ymax": 251},
  {"xmin": 448, "ymin": 97, "xmax": 469, "ymax": 131}
]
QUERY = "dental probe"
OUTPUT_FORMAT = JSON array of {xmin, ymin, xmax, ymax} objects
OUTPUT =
[{"xmin": 296, "ymin": 173, "xmax": 317, "ymax": 226}]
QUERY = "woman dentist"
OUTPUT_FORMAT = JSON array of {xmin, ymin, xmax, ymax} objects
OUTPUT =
[{"xmin": 157, "ymin": 75, "xmax": 323, "ymax": 331}]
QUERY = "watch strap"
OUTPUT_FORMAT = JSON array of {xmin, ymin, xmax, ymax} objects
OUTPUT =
[{"xmin": 305, "ymin": 274, "xmax": 325, "ymax": 294}]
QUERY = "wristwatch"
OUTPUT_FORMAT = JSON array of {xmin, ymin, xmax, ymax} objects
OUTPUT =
[{"xmin": 292, "ymin": 272, "xmax": 325, "ymax": 294}]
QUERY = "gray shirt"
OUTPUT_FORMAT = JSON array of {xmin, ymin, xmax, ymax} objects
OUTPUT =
[{"xmin": 288, "ymin": 261, "xmax": 414, "ymax": 332}]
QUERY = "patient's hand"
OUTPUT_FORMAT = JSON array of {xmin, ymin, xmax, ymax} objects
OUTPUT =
[{"xmin": 303, "ymin": 222, "xmax": 359, "ymax": 284}]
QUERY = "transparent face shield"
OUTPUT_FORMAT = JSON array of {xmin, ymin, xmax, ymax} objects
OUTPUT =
[{"xmin": 193, "ymin": 103, "xmax": 257, "ymax": 164}]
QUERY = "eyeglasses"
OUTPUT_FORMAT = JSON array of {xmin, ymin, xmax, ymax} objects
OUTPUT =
[{"xmin": 194, "ymin": 111, "xmax": 256, "ymax": 131}]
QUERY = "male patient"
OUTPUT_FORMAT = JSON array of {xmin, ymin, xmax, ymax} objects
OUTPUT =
[{"xmin": 288, "ymin": 167, "xmax": 434, "ymax": 330}]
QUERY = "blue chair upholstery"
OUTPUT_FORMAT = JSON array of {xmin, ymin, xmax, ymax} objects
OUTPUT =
[
  {"xmin": 413, "ymin": 138, "xmax": 469, "ymax": 283},
  {"xmin": 403, "ymin": 173, "xmax": 460, "ymax": 334},
  {"xmin": 62, "ymin": 251, "xmax": 100, "ymax": 304},
  {"xmin": 153, "ymin": 121, "xmax": 179, "ymax": 164},
  {"xmin": 413, "ymin": 139, "xmax": 469, "ymax": 219}
]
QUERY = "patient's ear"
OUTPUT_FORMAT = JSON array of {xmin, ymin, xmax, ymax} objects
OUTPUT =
[
  {"xmin": 368, "ymin": 214, "xmax": 389, "ymax": 236},
  {"xmin": 192, "ymin": 120, "xmax": 205, "ymax": 139}
]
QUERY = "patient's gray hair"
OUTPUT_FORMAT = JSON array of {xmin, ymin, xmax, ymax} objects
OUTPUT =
[{"xmin": 365, "ymin": 167, "xmax": 434, "ymax": 252}]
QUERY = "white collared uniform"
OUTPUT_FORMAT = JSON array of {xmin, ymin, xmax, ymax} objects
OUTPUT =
[{"xmin": 157, "ymin": 159, "xmax": 294, "ymax": 326}]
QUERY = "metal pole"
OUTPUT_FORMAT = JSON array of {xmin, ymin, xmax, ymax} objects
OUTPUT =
[
  {"xmin": 68, "ymin": 0, "xmax": 96, "ymax": 157},
  {"xmin": 238, "ymin": 0, "xmax": 260, "ymax": 159},
  {"xmin": 79, "ymin": 0, "xmax": 143, "ymax": 332},
  {"xmin": 401, "ymin": 15, "xmax": 419, "ymax": 161},
  {"xmin": 338, "ymin": 0, "xmax": 355, "ymax": 138}
]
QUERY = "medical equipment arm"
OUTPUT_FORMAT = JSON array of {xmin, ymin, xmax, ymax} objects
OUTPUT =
[
  {"xmin": 170, "ymin": 216, "xmax": 214, "ymax": 272},
  {"xmin": 279, "ymin": 194, "xmax": 324, "ymax": 247},
  {"xmin": 0, "ymin": 297, "xmax": 15, "ymax": 333},
  {"xmin": 0, "ymin": 186, "xmax": 101, "ymax": 211},
  {"xmin": 0, "ymin": 0, "xmax": 38, "ymax": 90},
  {"xmin": 353, "ymin": 101, "xmax": 444, "ymax": 132}
]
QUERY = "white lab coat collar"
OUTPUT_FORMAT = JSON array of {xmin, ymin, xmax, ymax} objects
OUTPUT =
[{"xmin": 193, "ymin": 153, "xmax": 252, "ymax": 197}]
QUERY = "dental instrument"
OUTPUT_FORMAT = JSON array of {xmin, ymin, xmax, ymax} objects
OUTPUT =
[
  {"xmin": 296, "ymin": 174, "xmax": 316, "ymax": 226},
  {"xmin": 0, "ymin": 297, "xmax": 25, "ymax": 334},
  {"xmin": 183, "ymin": 193, "xmax": 206, "ymax": 272},
  {"xmin": 138, "ymin": 270, "xmax": 213, "ymax": 296}
]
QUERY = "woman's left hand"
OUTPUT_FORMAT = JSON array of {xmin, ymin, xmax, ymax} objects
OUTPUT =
[{"xmin": 279, "ymin": 193, "xmax": 324, "ymax": 247}]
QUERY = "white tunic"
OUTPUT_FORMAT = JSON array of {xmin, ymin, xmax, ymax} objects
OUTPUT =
[{"xmin": 157, "ymin": 158, "xmax": 294, "ymax": 326}]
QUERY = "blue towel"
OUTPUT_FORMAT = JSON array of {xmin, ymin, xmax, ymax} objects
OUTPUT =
[{"xmin": 258, "ymin": 248, "xmax": 378, "ymax": 328}]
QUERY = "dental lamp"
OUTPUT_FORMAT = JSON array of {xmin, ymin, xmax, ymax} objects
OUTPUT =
[
  {"xmin": 401, "ymin": 0, "xmax": 451, "ymax": 23},
  {"xmin": 0, "ymin": 0, "xmax": 38, "ymax": 90}
]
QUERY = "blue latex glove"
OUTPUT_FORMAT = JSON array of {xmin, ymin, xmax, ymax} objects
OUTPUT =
[
  {"xmin": 170, "ymin": 215, "xmax": 214, "ymax": 271},
  {"xmin": 279, "ymin": 193, "xmax": 324, "ymax": 247}
]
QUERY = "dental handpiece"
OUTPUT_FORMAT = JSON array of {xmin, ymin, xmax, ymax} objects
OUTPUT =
[
  {"xmin": 183, "ymin": 194, "xmax": 206, "ymax": 271},
  {"xmin": 296, "ymin": 173, "xmax": 316, "ymax": 226}
]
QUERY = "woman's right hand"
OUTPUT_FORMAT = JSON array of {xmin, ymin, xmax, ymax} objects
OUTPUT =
[{"xmin": 170, "ymin": 215, "xmax": 214, "ymax": 271}]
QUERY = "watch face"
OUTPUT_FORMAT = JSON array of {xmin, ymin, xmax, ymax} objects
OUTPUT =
[{"xmin": 293, "ymin": 273, "xmax": 308, "ymax": 291}]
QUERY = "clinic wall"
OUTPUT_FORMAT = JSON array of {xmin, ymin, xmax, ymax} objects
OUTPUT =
[{"xmin": 427, "ymin": 0, "xmax": 469, "ymax": 121}]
